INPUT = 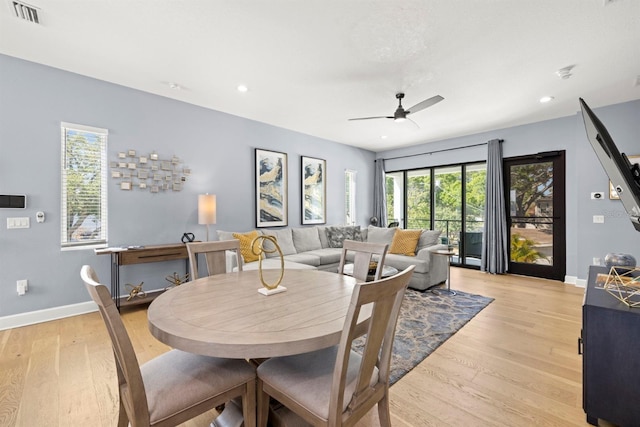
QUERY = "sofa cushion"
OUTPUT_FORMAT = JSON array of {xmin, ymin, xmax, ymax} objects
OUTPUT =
[
  {"xmin": 303, "ymin": 248, "xmax": 343, "ymax": 265},
  {"xmin": 218, "ymin": 229, "xmax": 261, "ymax": 242},
  {"xmin": 232, "ymin": 230, "xmax": 261, "ymax": 263},
  {"xmin": 325, "ymin": 226, "xmax": 361, "ymax": 248},
  {"xmin": 283, "ymin": 253, "xmax": 321, "ymax": 267},
  {"xmin": 262, "ymin": 228, "xmax": 297, "ymax": 257},
  {"xmin": 316, "ymin": 226, "xmax": 330, "ymax": 248},
  {"xmin": 240, "ymin": 258, "xmax": 317, "ymax": 271},
  {"xmin": 366, "ymin": 225, "xmax": 397, "ymax": 245},
  {"xmin": 389, "ymin": 229, "xmax": 422, "ymax": 256},
  {"xmin": 384, "ymin": 253, "xmax": 430, "ymax": 274},
  {"xmin": 292, "ymin": 227, "xmax": 323, "ymax": 252},
  {"xmin": 417, "ymin": 229, "xmax": 442, "ymax": 251}
]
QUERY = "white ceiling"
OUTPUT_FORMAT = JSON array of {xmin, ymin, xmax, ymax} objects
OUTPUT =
[{"xmin": 1, "ymin": 0, "xmax": 639, "ymax": 152}]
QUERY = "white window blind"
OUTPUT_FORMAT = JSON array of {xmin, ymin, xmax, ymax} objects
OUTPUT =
[
  {"xmin": 345, "ymin": 169, "xmax": 357, "ymax": 225},
  {"xmin": 61, "ymin": 122, "xmax": 108, "ymax": 248}
]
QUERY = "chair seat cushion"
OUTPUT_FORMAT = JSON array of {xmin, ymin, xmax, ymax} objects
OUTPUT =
[
  {"xmin": 141, "ymin": 350, "xmax": 255, "ymax": 424},
  {"xmin": 257, "ymin": 346, "xmax": 378, "ymax": 420}
]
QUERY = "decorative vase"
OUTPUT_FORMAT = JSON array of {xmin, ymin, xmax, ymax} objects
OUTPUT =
[{"xmin": 604, "ymin": 253, "xmax": 637, "ymax": 269}]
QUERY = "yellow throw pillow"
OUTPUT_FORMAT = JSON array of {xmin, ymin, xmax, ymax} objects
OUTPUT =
[
  {"xmin": 389, "ymin": 229, "xmax": 422, "ymax": 256},
  {"xmin": 232, "ymin": 230, "xmax": 261, "ymax": 263}
]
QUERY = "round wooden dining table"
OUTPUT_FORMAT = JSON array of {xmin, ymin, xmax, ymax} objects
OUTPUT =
[{"xmin": 147, "ymin": 269, "xmax": 371, "ymax": 359}]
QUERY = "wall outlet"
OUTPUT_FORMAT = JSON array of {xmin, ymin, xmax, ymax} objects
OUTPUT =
[
  {"xmin": 591, "ymin": 192, "xmax": 604, "ymax": 200},
  {"xmin": 593, "ymin": 215, "xmax": 605, "ymax": 223},
  {"xmin": 17, "ymin": 279, "xmax": 28, "ymax": 295},
  {"xmin": 593, "ymin": 258, "xmax": 602, "ymax": 266}
]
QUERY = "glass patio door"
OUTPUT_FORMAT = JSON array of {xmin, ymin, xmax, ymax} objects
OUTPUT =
[{"xmin": 505, "ymin": 152, "xmax": 566, "ymax": 280}]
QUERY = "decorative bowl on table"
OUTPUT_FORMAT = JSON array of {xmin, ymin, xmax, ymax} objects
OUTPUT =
[{"xmin": 604, "ymin": 253, "xmax": 637, "ymax": 270}]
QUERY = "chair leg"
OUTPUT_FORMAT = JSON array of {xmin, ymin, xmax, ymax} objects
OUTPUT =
[
  {"xmin": 377, "ymin": 395, "xmax": 391, "ymax": 427},
  {"xmin": 117, "ymin": 398, "xmax": 129, "ymax": 427},
  {"xmin": 256, "ymin": 378, "xmax": 270, "ymax": 427},
  {"xmin": 243, "ymin": 379, "xmax": 257, "ymax": 427}
]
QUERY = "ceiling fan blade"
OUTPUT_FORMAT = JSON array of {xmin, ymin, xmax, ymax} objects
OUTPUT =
[
  {"xmin": 348, "ymin": 116, "xmax": 394, "ymax": 121},
  {"xmin": 406, "ymin": 95, "xmax": 444, "ymax": 115}
]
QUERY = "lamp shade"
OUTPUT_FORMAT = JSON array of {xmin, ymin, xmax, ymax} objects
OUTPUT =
[{"xmin": 198, "ymin": 194, "xmax": 217, "ymax": 225}]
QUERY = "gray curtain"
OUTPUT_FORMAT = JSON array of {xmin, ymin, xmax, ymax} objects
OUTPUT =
[
  {"xmin": 373, "ymin": 159, "xmax": 387, "ymax": 227},
  {"xmin": 481, "ymin": 139, "xmax": 509, "ymax": 274}
]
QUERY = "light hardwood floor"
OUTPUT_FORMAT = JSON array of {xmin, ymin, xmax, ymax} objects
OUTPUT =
[{"xmin": 0, "ymin": 268, "xmax": 605, "ymax": 426}]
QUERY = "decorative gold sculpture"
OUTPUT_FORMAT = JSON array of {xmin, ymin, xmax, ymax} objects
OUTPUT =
[
  {"xmin": 164, "ymin": 272, "xmax": 189, "ymax": 290},
  {"xmin": 126, "ymin": 282, "xmax": 146, "ymax": 301},
  {"xmin": 251, "ymin": 235, "xmax": 286, "ymax": 295},
  {"xmin": 603, "ymin": 266, "xmax": 640, "ymax": 308}
]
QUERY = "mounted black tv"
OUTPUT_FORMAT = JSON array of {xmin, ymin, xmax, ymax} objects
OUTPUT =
[{"xmin": 580, "ymin": 98, "xmax": 640, "ymax": 231}]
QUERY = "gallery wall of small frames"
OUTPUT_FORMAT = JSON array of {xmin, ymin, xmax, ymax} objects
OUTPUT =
[{"xmin": 110, "ymin": 150, "xmax": 190, "ymax": 192}]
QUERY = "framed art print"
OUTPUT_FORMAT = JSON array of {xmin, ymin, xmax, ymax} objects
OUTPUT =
[
  {"xmin": 255, "ymin": 149, "xmax": 288, "ymax": 227},
  {"xmin": 301, "ymin": 156, "xmax": 326, "ymax": 224}
]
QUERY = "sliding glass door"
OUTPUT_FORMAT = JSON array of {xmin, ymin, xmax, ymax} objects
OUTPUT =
[{"xmin": 385, "ymin": 161, "xmax": 486, "ymax": 268}]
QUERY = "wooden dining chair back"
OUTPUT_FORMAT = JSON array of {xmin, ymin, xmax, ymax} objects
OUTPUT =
[
  {"xmin": 80, "ymin": 265, "xmax": 256, "ymax": 427},
  {"xmin": 256, "ymin": 266, "xmax": 415, "ymax": 427},
  {"xmin": 337, "ymin": 239, "xmax": 389, "ymax": 282},
  {"xmin": 187, "ymin": 240, "xmax": 243, "ymax": 281}
]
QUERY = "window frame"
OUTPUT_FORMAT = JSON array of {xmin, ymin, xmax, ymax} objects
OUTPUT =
[{"xmin": 60, "ymin": 122, "xmax": 108, "ymax": 249}]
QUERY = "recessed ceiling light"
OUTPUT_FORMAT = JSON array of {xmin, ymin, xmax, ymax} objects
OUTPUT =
[
  {"xmin": 168, "ymin": 82, "xmax": 182, "ymax": 90},
  {"xmin": 237, "ymin": 85, "xmax": 248, "ymax": 93},
  {"xmin": 539, "ymin": 96, "xmax": 554, "ymax": 103},
  {"xmin": 380, "ymin": 135, "xmax": 388, "ymax": 139}
]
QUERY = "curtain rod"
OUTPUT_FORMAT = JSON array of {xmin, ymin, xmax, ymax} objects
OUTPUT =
[{"xmin": 377, "ymin": 139, "xmax": 503, "ymax": 162}]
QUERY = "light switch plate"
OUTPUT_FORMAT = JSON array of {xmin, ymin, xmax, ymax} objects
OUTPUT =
[
  {"xmin": 593, "ymin": 215, "xmax": 605, "ymax": 224},
  {"xmin": 7, "ymin": 217, "xmax": 30, "ymax": 229}
]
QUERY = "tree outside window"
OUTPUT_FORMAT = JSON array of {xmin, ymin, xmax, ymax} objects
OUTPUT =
[{"xmin": 61, "ymin": 123, "xmax": 108, "ymax": 247}]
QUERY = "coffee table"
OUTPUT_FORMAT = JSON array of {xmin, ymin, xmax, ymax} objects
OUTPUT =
[{"xmin": 342, "ymin": 263, "xmax": 398, "ymax": 281}]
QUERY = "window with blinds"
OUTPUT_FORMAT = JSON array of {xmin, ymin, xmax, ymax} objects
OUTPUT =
[
  {"xmin": 61, "ymin": 122, "xmax": 108, "ymax": 248},
  {"xmin": 345, "ymin": 169, "xmax": 356, "ymax": 225}
]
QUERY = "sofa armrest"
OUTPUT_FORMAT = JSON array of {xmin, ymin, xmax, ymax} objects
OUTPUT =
[{"xmin": 415, "ymin": 244, "xmax": 449, "ymax": 285}]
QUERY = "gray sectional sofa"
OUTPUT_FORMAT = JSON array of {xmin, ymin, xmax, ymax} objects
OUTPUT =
[{"xmin": 218, "ymin": 225, "xmax": 448, "ymax": 291}]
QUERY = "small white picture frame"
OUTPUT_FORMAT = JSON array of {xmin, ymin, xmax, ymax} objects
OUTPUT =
[
  {"xmin": 139, "ymin": 182, "xmax": 147, "ymax": 189},
  {"xmin": 118, "ymin": 162, "xmax": 127, "ymax": 168},
  {"xmin": 171, "ymin": 156, "xmax": 180, "ymax": 164},
  {"xmin": 150, "ymin": 153, "xmax": 159, "ymax": 161},
  {"xmin": 111, "ymin": 171, "xmax": 121, "ymax": 178},
  {"xmin": 161, "ymin": 161, "xmax": 172, "ymax": 171},
  {"xmin": 138, "ymin": 170, "xmax": 149, "ymax": 179},
  {"xmin": 120, "ymin": 182, "xmax": 132, "ymax": 190},
  {"xmin": 172, "ymin": 183, "xmax": 182, "ymax": 191},
  {"xmin": 122, "ymin": 171, "xmax": 131, "ymax": 179},
  {"xmin": 139, "ymin": 156, "xmax": 148, "ymax": 164},
  {"xmin": 128, "ymin": 149, "xmax": 136, "ymax": 157},
  {"xmin": 110, "ymin": 161, "xmax": 118, "ymax": 168},
  {"xmin": 151, "ymin": 164, "xmax": 159, "ymax": 171},
  {"xmin": 153, "ymin": 173, "xmax": 162, "ymax": 181},
  {"xmin": 128, "ymin": 162, "xmax": 136, "ymax": 169},
  {"xmin": 118, "ymin": 152, "xmax": 126, "ymax": 159},
  {"xmin": 183, "ymin": 168, "xmax": 191, "ymax": 175},
  {"xmin": 151, "ymin": 185, "xmax": 159, "ymax": 193}
]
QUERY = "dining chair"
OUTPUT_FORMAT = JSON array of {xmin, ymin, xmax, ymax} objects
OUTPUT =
[
  {"xmin": 80, "ymin": 265, "xmax": 256, "ymax": 427},
  {"xmin": 337, "ymin": 239, "xmax": 389, "ymax": 282},
  {"xmin": 255, "ymin": 265, "xmax": 414, "ymax": 427},
  {"xmin": 187, "ymin": 240, "xmax": 243, "ymax": 280}
]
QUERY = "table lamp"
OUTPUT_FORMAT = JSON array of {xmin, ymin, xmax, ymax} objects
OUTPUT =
[{"xmin": 198, "ymin": 194, "xmax": 216, "ymax": 241}]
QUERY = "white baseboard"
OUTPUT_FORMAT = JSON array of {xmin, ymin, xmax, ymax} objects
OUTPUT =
[
  {"xmin": 0, "ymin": 301, "xmax": 97, "ymax": 331},
  {"xmin": 565, "ymin": 275, "xmax": 587, "ymax": 288}
]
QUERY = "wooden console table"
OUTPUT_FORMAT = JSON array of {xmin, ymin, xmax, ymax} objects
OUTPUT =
[{"xmin": 95, "ymin": 243, "xmax": 189, "ymax": 310}]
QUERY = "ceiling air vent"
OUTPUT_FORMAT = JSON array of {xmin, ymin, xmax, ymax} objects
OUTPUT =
[{"xmin": 8, "ymin": 1, "xmax": 40, "ymax": 24}]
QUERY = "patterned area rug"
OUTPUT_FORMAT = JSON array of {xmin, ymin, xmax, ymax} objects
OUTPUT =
[{"xmin": 353, "ymin": 288, "xmax": 494, "ymax": 385}]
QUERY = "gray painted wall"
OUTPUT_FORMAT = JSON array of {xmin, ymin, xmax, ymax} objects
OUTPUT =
[
  {"xmin": 0, "ymin": 54, "xmax": 375, "ymax": 317},
  {"xmin": 378, "ymin": 98, "xmax": 640, "ymax": 280}
]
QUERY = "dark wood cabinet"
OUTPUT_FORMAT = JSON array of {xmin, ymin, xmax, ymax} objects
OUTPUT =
[{"xmin": 583, "ymin": 266, "xmax": 640, "ymax": 426}]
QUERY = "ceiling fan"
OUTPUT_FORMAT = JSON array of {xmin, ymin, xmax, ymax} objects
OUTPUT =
[{"xmin": 348, "ymin": 93, "xmax": 444, "ymax": 123}]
